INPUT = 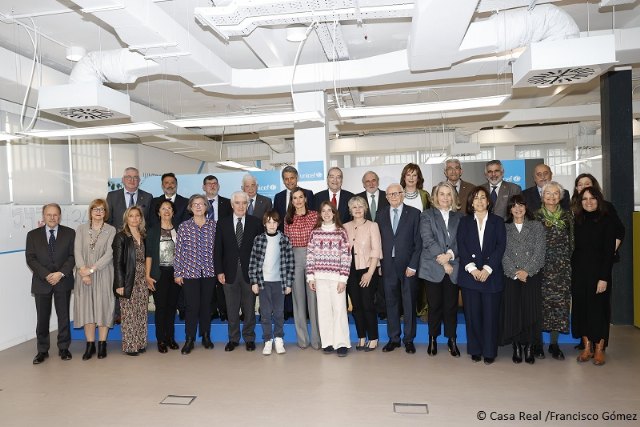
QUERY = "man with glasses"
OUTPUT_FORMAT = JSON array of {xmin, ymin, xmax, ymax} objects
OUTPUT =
[
  {"xmin": 106, "ymin": 167, "xmax": 153, "ymax": 231},
  {"xmin": 377, "ymin": 184, "xmax": 422, "ymax": 354},
  {"xmin": 434, "ymin": 159, "xmax": 475, "ymax": 214}
]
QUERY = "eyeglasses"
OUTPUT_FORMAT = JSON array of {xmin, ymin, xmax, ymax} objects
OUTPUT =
[
  {"xmin": 387, "ymin": 192, "xmax": 403, "ymax": 197},
  {"xmin": 123, "ymin": 175, "xmax": 140, "ymax": 181},
  {"xmin": 91, "ymin": 207, "xmax": 105, "ymax": 212},
  {"xmin": 191, "ymin": 202, "xmax": 206, "ymax": 207}
]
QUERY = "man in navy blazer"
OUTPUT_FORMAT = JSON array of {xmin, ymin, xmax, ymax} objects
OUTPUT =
[
  {"xmin": 314, "ymin": 167, "xmax": 354, "ymax": 224},
  {"xmin": 25, "ymin": 203, "xmax": 76, "ymax": 364},
  {"xmin": 377, "ymin": 184, "xmax": 422, "ymax": 354},
  {"xmin": 241, "ymin": 174, "xmax": 273, "ymax": 220},
  {"xmin": 148, "ymin": 172, "xmax": 190, "ymax": 228},
  {"xmin": 273, "ymin": 166, "xmax": 314, "ymax": 231},
  {"xmin": 106, "ymin": 167, "xmax": 153, "ymax": 230},
  {"xmin": 214, "ymin": 191, "xmax": 263, "ymax": 352},
  {"xmin": 521, "ymin": 163, "xmax": 570, "ymax": 212}
]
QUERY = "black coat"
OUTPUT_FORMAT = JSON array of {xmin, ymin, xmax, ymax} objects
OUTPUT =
[
  {"xmin": 214, "ymin": 215, "xmax": 263, "ymax": 284},
  {"xmin": 112, "ymin": 231, "xmax": 138, "ymax": 299}
]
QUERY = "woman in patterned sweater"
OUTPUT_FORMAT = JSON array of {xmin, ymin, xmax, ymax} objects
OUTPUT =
[{"xmin": 306, "ymin": 201, "xmax": 352, "ymax": 357}]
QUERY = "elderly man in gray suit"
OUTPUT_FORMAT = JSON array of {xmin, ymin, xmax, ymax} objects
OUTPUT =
[
  {"xmin": 106, "ymin": 166, "xmax": 153, "ymax": 230},
  {"xmin": 481, "ymin": 160, "xmax": 521, "ymax": 219},
  {"xmin": 242, "ymin": 174, "xmax": 273, "ymax": 220},
  {"xmin": 432, "ymin": 158, "xmax": 476, "ymax": 214}
]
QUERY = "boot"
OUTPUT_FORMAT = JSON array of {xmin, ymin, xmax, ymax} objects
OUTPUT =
[
  {"xmin": 593, "ymin": 339, "xmax": 606, "ymax": 366},
  {"xmin": 512, "ymin": 342, "xmax": 523, "ymax": 364},
  {"xmin": 576, "ymin": 337, "xmax": 593, "ymax": 363},
  {"xmin": 523, "ymin": 344, "xmax": 535, "ymax": 364},
  {"xmin": 82, "ymin": 342, "xmax": 96, "ymax": 360},
  {"xmin": 182, "ymin": 337, "xmax": 195, "ymax": 355},
  {"xmin": 447, "ymin": 338, "xmax": 460, "ymax": 357},
  {"xmin": 202, "ymin": 333, "xmax": 214, "ymax": 349},
  {"xmin": 97, "ymin": 341, "xmax": 107, "ymax": 359},
  {"xmin": 427, "ymin": 336, "xmax": 437, "ymax": 356}
]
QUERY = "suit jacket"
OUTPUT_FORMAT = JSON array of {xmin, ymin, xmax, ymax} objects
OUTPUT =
[
  {"xmin": 502, "ymin": 219, "xmax": 546, "ymax": 279},
  {"xmin": 522, "ymin": 185, "xmax": 570, "ymax": 213},
  {"xmin": 148, "ymin": 193, "xmax": 190, "ymax": 228},
  {"xmin": 106, "ymin": 188, "xmax": 153, "ymax": 231},
  {"xmin": 456, "ymin": 213, "xmax": 506, "ymax": 293},
  {"xmin": 481, "ymin": 181, "xmax": 521, "ymax": 219},
  {"xmin": 434, "ymin": 179, "xmax": 476, "ymax": 214},
  {"xmin": 214, "ymin": 215, "xmax": 263, "ymax": 284},
  {"xmin": 356, "ymin": 190, "xmax": 389, "ymax": 221},
  {"xmin": 377, "ymin": 204, "xmax": 422, "ymax": 276},
  {"xmin": 248, "ymin": 193, "xmax": 273, "ymax": 221},
  {"xmin": 25, "ymin": 225, "xmax": 76, "ymax": 294},
  {"xmin": 418, "ymin": 208, "xmax": 461, "ymax": 284},
  {"xmin": 215, "ymin": 195, "xmax": 233, "ymax": 221},
  {"xmin": 274, "ymin": 188, "xmax": 314, "ymax": 230},
  {"xmin": 314, "ymin": 189, "xmax": 355, "ymax": 224}
]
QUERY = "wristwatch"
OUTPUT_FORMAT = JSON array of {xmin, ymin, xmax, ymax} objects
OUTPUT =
[{"xmin": 89, "ymin": 268, "xmax": 95, "ymax": 274}]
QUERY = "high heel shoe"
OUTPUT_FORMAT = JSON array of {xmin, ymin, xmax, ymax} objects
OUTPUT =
[
  {"xmin": 447, "ymin": 338, "xmax": 460, "ymax": 357},
  {"xmin": 427, "ymin": 336, "xmax": 437, "ymax": 356},
  {"xmin": 364, "ymin": 339, "xmax": 378, "ymax": 352},
  {"xmin": 356, "ymin": 338, "xmax": 366, "ymax": 351},
  {"xmin": 512, "ymin": 342, "xmax": 523, "ymax": 364},
  {"xmin": 97, "ymin": 341, "xmax": 107, "ymax": 359},
  {"xmin": 181, "ymin": 337, "xmax": 195, "ymax": 355},
  {"xmin": 82, "ymin": 342, "xmax": 96, "ymax": 360}
]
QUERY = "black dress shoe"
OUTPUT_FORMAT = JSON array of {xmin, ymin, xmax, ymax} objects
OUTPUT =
[
  {"xmin": 447, "ymin": 338, "xmax": 460, "ymax": 357},
  {"xmin": 471, "ymin": 354, "xmax": 482, "ymax": 362},
  {"xmin": 322, "ymin": 346, "xmax": 335, "ymax": 354},
  {"xmin": 382, "ymin": 341, "xmax": 401, "ymax": 352},
  {"xmin": 512, "ymin": 342, "xmax": 523, "ymax": 364},
  {"xmin": 182, "ymin": 337, "xmax": 195, "ymax": 355},
  {"xmin": 125, "ymin": 351, "xmax": 139, "ymax": 356},
  {"xmin": 364, "ymin": 339, "xmax": 378, "ymax": 352},
  {"xmin": 59, "ymin": 349, "xmax": 72, "ymax": 361},
  {"xmin": 523, "ymin": 344, "xmax": 535, "ymax": 364},
  {"xmin": 82, "ymin": 342, "xmax": 96, "ymax": 360},
  {"xmin": 336, "ymin": 347, "xmax": 348, "ymax": 357},
  {"xmin": 533, "ymin": 344, "xmax": 545, "ymax": 359},
  {"xmin": 427, "ymin": 336, "xmax": 437, "ymax": 356},
  {"xmin": 245, "ymin": 341, "xmax": 256, "ymax": 351},
  {"xmin": 202, "ymin": 334, "xmax": 214, "ymax": 349},
  {"xmin": 548, "ymin": 344, "xmax": 565, "ymax": 360},
  {"xmin": 224, "ymin": 341, "xmax": 239, "ymax": 352},
  {"xmin": 33, "ymin": 352, "xmax": 49, "ymax": 365},
  {"xmin": 97, "ymin": 341, "xmax": 107, "ymax": 359},
  {"xmin": 405, "ymin": 342, "xmax": 416, "ymax": 354},
  {"xmin": 157, "ymin": 342, "xmax": 168, "ymax": 353},
  {"xmin": 483, "ymin": 357, "xmax": 495, "ymax": 365},
  {"xmin": 355, "ymin": 339, "xmax": 366, "ymax": 351},
  {"xmin": 138, "ymin": 347, "xmax": 146, "ymax": 354},
  {"xmin": 168, "ymin": 340, "xmax": 179, "ymax": 350}
]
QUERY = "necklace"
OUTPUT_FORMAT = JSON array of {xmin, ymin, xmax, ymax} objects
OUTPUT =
[
  {"xmin": 405, "ymin": 189, "xmax": 418, "ymax": 199},
  {"xmin": 88, "ymin": 222, "xmax": 104, "ymax": 250},
  {"xmin": 354, "ymin": 219, "xmax": 367, "ymax": 230}
]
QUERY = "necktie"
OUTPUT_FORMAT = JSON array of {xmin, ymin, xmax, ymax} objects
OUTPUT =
[
  {"xmin": 208, "ymin": 199, "xmax": 215, "ymax": 220},
  {"xmin": 392, "ymin": 208, "xmax": 399, "ymax": 234},
  {"xmin": 331, "ymin": 193, "xmax": 337, "ymax": 207},
  {"xmin": 490, "ymin": 185, "xmax": 498, "ymax": 205},
  {"xmin": 370, "ymin": 194, "xmax": 377, "ymax": 221},
  {"xmin": 248, "ymin": 198, "xmax": 254, "ymax": 215},
  {"xmin": 48, "ymin": 229, "xmax": 56, "ymax": 259},
  {"xmin": 127, "ymin": 192, "xmax": 135, "ymax": 208},
  {"xmin": 236, "ymin": 217, "xmax": 244, "ymax": 248}
]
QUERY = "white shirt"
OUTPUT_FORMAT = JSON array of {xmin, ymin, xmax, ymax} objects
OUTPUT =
[
  {"xmin": 124, "ymin": 189, "xmax": 139, "ymax": 206},
  {"xmin": 232, "ymin": 214, "xmax": 246, "ymax": 229},
  {"xmin": 329, "ymin": 189, "xmax": 342, "ymax": 207}
]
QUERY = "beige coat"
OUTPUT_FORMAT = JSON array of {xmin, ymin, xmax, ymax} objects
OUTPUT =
[{"xmin": 343, "ymin": 220, "xmax": 382, "ymax": 270}]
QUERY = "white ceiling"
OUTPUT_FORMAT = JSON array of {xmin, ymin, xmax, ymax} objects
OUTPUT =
[{"xmin": 0, "ymin": 0, "xmax": 639, "ymax": 162}]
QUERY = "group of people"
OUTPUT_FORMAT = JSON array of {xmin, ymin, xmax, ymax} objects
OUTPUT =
[{"xmin": 26, "ymin": 159, "xmax": 623, "ymax": 366}]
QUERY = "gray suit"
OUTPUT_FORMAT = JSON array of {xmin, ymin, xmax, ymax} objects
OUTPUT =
[
  {"xmin": 248, "ymin": 193, "xmax": 273, "ymax": 221},
  {"xmin": 418, "ymin": 208, "xmax": 461, "ymax": 284},
  {"xmin": 502, "ymin": 219, "xmax": 546, "ymax": 279},
  {"xmin": 106, "ymin": 188, "xmax": 153, "ymax": 231},
  {"xmin": 481, "ymin": 181, "xmax": 521, "ymax": 219}
]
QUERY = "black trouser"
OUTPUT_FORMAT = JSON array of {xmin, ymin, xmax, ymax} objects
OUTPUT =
[
  {"xmin": 182, "ymin": 277, "xmax": 215, "ymax": 338},
  {"xmin": 347, "ymin": 265, "xmax": 379, "ymax": 340},
  {"xmin": 210, "ymin": 278, "xmax": 227, "ymax": 317},
  {"xmin": 223, "ymin": 264, "xmax": 257, "ymax": 343},
  {"xmin": 153, "ymin": 266, "xmax": 180, "ymax": 343},
  {"xmin": 425, "ymin": 275, "xmax": 459, "ymax": 338},
  {"xmin": 34, "ymin": 289, "xmax": 71, "ymax": 353}
]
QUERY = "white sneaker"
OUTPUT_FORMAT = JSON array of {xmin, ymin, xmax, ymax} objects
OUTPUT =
[
  {"xmin": 274, "ymin": 337, "xmax": 286, "ymax": 354},
  {"xmin": 262, "ymin": 340, "xmax": 273, "ymax": 356}
]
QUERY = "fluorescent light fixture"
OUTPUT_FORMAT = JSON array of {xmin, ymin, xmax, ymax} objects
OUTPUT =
[
  {"xmin": 66, "ymin": 46, "xmax": 86, "ymax": 62},
  {"xmin": 218, "ymin": 160, "xmax": 246, "ymax": 169},
  {"xmin": 18, "ymin": 122, "xmax": 166, "ymax": 138},
  {"xmin": 167, "ymin": 110, "xmax": 324, "ymax": 128},
  {"xmin": 0, "ymin": 132, "xmax": 22, "ymax": 141},
  {"xmin": 335, "ymin": 95, "xmax": 509, "ymax": 119},
  {"xmin": 286, "ymin": 25, "xmax": 308, "ymax": 42},
  {"xmin": 555, "ymin": 155, "xmax": 603, "ymax": 167},
  {"xmin": 426, "ymin": 155, "xmax": 448, "ymax": 164},
  {"xmin": 242, "ymin": 166, "xmax": 263, "ymax": 172}
]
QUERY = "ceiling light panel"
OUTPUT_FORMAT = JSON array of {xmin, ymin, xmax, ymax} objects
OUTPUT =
[{"xmin": 18, "ymin": 122, "xmax": 166, "ymax": 138}]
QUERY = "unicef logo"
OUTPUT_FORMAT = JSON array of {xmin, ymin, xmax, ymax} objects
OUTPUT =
[
  {"xmin": 269, "ymin": 184, "xmax": 276, "ymax": 190},
  {"xmin": 314, "ymin": 172, "xmax": 323, "ymax": 178},
  {"xmin": 512, "ymin": 176, "xmax": 522, "ymax": 183}
]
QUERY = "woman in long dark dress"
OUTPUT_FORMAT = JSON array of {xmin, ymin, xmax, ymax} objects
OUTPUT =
[
  {"xmin": 572, "ymin": 187, "xmax": 616, "ymax": 366},
  {"xmin": 501, "ymin": 195, "xmax": 546, "ymax": 364}
]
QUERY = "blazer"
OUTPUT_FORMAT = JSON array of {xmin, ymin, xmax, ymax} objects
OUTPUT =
[
  {"xmin": 314, "ymin": 189, "xmax": 355, "ymax": 224},
  {"xmin": 145, "ymin": 225, "xmax": 177, "ymax": 281},
  {"xmin": 418, "ymin": 208, "xmax": 461, "ymax": 284},
  {"xmin": 522, "ymin": 186, "xmax": 570, "ymax": 213},
  {"xmin": 112, "ymin": 231, "xmax": 139, "ymax": 299},
  {"xmin": 274, "ymin": 188, "xmax": 314, "ymax": 230},
  {"xmin": 356, "ymin": 190, "xmax": 389, "ymax": 221},
  {"xmin": 248, "ymin": 193, "xmax": 273, "ymax": 221},
  {"xmin": 377, "ymin": 204, "xmax": 422, "ymax": 275},
  {"xmin": 481, "ymin": 181, "xmax": 521, "ymax": 219},
  {"xmin": 214, "ymin": 215, "xmax": 263, "ymax": 284},
  {"xmin": 25, "ymin": 225, "xmax": 76, "ymax": 294},
  {"xmin": 456, "ymin": 213, "xmax": 506, "ymax": 293},
  {"xmin": 212, "ymin": 195, "xmax": 233, "ymax": 221},
  {"xmin": 502, "ymin": 219, "xmax": 546, "ymax": 279},
  {"xmin": 148, "ymin": 193, "xmax": 190, "ymax": 228},
  {"xmin": 343, "ymin": 219, "xmax": 382, "ymax": 270},
  {"xmin": 433, "ymin": 179, "xmax": 476, "ymax": 214},
  {"xmin": 106, "ymin": 188, "xmax": 153, "ymax": 231}
]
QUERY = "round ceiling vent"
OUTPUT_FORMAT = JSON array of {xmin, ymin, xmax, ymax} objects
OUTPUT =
[
  {"xmin": 527, "ymin": 67, "xmax": 597, "ymax": 86},
  {"xmin": 58, "ymin": 108, "xmax": 115, "ymax": 121}
]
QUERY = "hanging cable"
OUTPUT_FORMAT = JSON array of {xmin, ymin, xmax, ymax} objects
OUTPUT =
[
  {"xmin": 19, "ymin": 18, "xmax": 40, "ymax": 131},
  {"xmin": 290, "ymin": 20, "xmax": 317, "ymax": 108}
]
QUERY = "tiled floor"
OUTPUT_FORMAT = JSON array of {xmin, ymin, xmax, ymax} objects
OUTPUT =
[{"xmin": 1, "ymin": 325, "xmax": 638, "ymax": 427}]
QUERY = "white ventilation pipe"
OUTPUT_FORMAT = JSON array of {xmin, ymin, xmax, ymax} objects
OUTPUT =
[{"xmin": 69, "ymin": 48, "xmax": 159, "ymax": 84}]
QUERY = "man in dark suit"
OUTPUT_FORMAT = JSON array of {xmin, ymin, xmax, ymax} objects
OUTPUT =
[
  {"xmin": 203, "ymin": 174, "xmax": 232, "ymax": 320},
  {"xmin": 481, "ymin": 160, "xmax": 522, "ymax": 219},
  {"xmin": 242, "ymin": 173, "xmax": 272, "ymax": 220},
  {"xmin": 25, "ymin": 203, "xmax": 76, "ymax": 364},
  {"xmin": 432, "ymin": 159, "xmax": 476, "ymax": 214},
  {"xmin": 214, "ymin": 191, "xmax": 263, "ymax": 352},
  {"xmin": 106, "ymin": 166, "xmax": 153, "ymax": 230},
  {"xmin": 314, "ymin": 167, "xmax": 354, "ymax": 224},
  {"xmin": 377, "ymin": 184, "xmax": 422, "ymax": 354},
  {"xmin": 148, "ymin": 172, "xmax": 190, "ymax": 228},
  {"xmin": 522, "ymin": 163, "xmax": 570, "ymax": 212},
  {"xmin": 273, "ymin": 165, "xmax": 314, "ymax": 230}
]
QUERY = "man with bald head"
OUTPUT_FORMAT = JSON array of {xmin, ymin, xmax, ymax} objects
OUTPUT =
[
  {"xmin": 522, "ymin": 163, "xmax": 570, "ymax": 212},
  {"xmin": 242, "ymin": 174, "xmax": 272, "ymax": 220},
  {"xmin": 376, "ymin": 184, "xmax": 422, "ymax": 354}
]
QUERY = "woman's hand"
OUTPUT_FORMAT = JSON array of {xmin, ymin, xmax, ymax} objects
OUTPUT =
[
  {"xmin": 308, "ymin": 280, "xmax": 316, "ymax": 291},
  {"xmin": 596, "ymin": 280, "xmax": 607, "ymax": 294},
  {"xmin": 360, "ymin": 272, "xmax": 373, "ymax": 287},
  {"xmin": 174, "ymin": 277, "xmax": 184, "ymax": 286},
  {"xmin": 477, "ymin": 269, "xmax": 490, "ymax": 282},
  {"xmin": 78, "ymin": 266, "xmax": 92, "ymax": 277},
  {"xmin": 82, "ymin": 276, "xmax": 91, "ymax": 286},
  {"xmin": 337, "ymin": 282, "xmax": 346, "ymax": 294},
  {"xmin": 146, "ymin": 276, "xmax": 156, "ymax": 291},
  {"xmin": 515, "ymin": 270, "xmax": 529, "ymax": 283},
  {"xmin": 285, "ymin": 287, "xmax": 292, "ymax": 295},
  {"xmin": 436, "ymin": 253, "xmax": 451, "ymax": 265},
  {"xmin": 115, "ymin": 287, "xmax": 124, "ymax": 296},
  {"xmin": 251, "ymin": 284, "xmax": 259, "ymax": 295},
  {"xmin": 443, "ymin": 263, "xmax": 453, "ymax": 275}
]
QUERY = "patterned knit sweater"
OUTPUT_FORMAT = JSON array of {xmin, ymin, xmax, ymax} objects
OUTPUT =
[{"xmin": 306, "ymin": 223, "xmax": 351, "ymax": 283}]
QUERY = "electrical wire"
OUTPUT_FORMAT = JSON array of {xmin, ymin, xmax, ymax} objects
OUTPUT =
[
  {"xmin": 19, "ymin": 17, "xmax": 41, "ymax": 132},
  {"xmin": 290, "ymin": 20, "xmax": 317, "ymax": 109}
]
